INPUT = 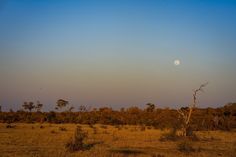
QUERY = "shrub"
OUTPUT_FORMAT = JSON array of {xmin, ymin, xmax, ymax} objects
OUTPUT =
[
  {"xmin": 51, "ymin": 130, "xmax": 56, "ymax": 134},
  {"xmin": 160, "ymin": 128, "xmax": 179, "ymax": 141},
  {"xmin": 6, "ymin": 124, "xmax": 16, "ymax": 128},
  {"xmin": 186, "ymin": 126, "xmax": 194, "ymax": 136},
  {"xmin": 93, "ymin": 127, "xmax": 97, "ymax": 134},
  {"xmin": 151, "ymin": 154, "xmax": 165, "ymax": 157},
  {"xmin": 89, "ymin": 124, "xmax": 95, "ymax": 129},
  {"xmin": 102, "ymin": 130, "xmax": 109, "ymax": 134},
  {"xmin": 59, "ymin": 126, "xmax": 67, "ymax": 131},
  {"xmin": 65, "ymin": 126, "xmax": 88, "ymax": 152},
  {"xmin": 140, "ymin": 125, "xmax": 146, "ymax": 131},
  {"xmin": 109, "ymin": 147, "xmax": 144, "ymax": 155},
  {"xmin": 177, "ymin": 140, "xmax": 195, "ymax": 153},
  {"xmin": 100, "ymin": 125, "xmax": 107, "ymax": 129},
  {"xmin": 188, "ymin": 133, "xmax": 199, "ymax": 141},
  {"xmin": 130, "ymin": 127, "xmax": 138, "ymax": 132},
  {"xmin": 114, "ymin": 125, "xmax": 122, "ymax": 130}
]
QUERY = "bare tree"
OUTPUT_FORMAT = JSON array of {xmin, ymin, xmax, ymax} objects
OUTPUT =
[{"xmin": 177, "ymin": 82, "xmax": 208, "ymax": 136}]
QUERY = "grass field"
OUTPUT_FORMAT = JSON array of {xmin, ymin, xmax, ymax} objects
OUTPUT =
[{"xmin": 0, "ymin": 123, "xmax": 235, "ymax": 157}]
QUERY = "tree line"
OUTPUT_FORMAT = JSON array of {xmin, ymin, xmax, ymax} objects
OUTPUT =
[{"xmin": 0, "ymin": 100, "xmax": 235, "ymax": 131}]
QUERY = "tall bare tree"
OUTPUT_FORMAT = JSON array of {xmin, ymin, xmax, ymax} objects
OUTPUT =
[{"xmin": 177, "ymin": 82, "xmax": 208, "ymax": 136}]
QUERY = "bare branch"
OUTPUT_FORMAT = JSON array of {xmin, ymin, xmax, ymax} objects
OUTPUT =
[
  {"xmin": 193, "ymin": 82, "xmax": 208, "ymax": 107},
  {"xmin": 177, "ymin": 109, "xmax": 188, "ymax": 123},
  {"xmin": 177, "ymin": 109, "xmax": 185, "ymax": 117},
  {"xmin": 177, "ymin": 82, "xmax": 208, "ymax": 136},
  {"xmin": 186, "ymin": 82, "xmax": 208, "ymax": 125}
]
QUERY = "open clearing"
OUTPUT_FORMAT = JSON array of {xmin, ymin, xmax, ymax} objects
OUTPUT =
[{"xmin": 0, "ymin": 123, "xmax": 235, "ymax": 157}]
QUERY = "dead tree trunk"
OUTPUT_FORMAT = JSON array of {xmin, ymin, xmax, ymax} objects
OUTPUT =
[{"xmin": 177, "ymin": 82, "xmax": 208, "ymax": 136}]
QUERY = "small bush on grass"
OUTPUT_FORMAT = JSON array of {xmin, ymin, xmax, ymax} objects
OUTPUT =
[
  {"xmin": 177, "ymin": 140, "xmax": 195, "ymax": 153},
  {"xmin": 51, "ymin": 130, "xmax": 56, "ymax": 134},
  {"xmin": 130, "ymin": 127, "xmax": 138, "ymax": 132},
  {"xmin": 89, "ymin": 124, "xmax": 95, "ymax": 129},
  {"xmin": 93, "ymin": 127, "xmax": 97, "ymax": 134},
  {"xmin": 160, "ymin": 128, "xmax": 199, "ymax": 142},
  {"xmin": 65, "ymin": 126, "xmax": 88, "ymax": 152},
  {"xmin": 140, "ymin": 125, "xmax": 146, "ymax": 131},
  {"xmin": 59, "ymin": 126, "xmax": 67, "ymax": 131},
  {"xmin": 100, "ymin": 125, "xmax": 107, "ymax": 129},
  {"xmin": 102, "ymin": 130, "xmax": 109, "ymax": 134},
  {"xmin": 114, "ymin": 125, "xmax": 122, "ymax": 130},
  {"xmin": 109, "ymin": 147, "xmax": 144, "ymax": 155},
  {"xmin": 151, "ymin": 154, "xmax": 165, "ymax": 157},
  {"xmin": 160, "ymin": 128, "xmax": 180, "ymax": 141},
  {"xmin": 6, "ymin": 124, "xmax": 16, "ymax": 128},
  {"xmin": 188, "ymin": 133, "xmax": 199, "ymax": 141}
]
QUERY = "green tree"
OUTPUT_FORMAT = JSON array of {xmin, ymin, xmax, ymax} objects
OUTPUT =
[
  {"xmin": 55, "ymin": 99, "xmax": 69, "ymax": 111},
  {"xmin": 22, "ymin": 102, "xmax": 35, "ymax": 112},
  {"xmin": 78, "ymin": 105, "xmax": 87, "ymax": 112},
  {"xmin": 146, "ymin": 103, "xmax": 155, "ymax": 112},
  {"xmin": 35, "ymin": 101, "xmax": 43, "ymax": 112},
  {"xmin": 68, "ymin": 106, "xmax": 74, "ymax": 112}
]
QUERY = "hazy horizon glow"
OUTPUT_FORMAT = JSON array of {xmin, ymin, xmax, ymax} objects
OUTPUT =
[{"xmin": 1, "ymin": 0, "xmax": 236, "ymax": 111}]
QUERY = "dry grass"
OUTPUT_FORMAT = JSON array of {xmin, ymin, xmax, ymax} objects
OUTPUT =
[{"xmin": 0, "ymin": 123, "xmax": 235, "ymax": 157}]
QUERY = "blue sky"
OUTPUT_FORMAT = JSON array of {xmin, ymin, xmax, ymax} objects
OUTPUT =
[{"xmin": 0, "ymin": 0, "xmax": 236, "ymax": 111}]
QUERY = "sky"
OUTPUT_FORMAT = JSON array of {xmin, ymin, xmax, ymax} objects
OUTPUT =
[{"xmin": 0, "ymin": 0, "xmax": 236, "ymax": 111}]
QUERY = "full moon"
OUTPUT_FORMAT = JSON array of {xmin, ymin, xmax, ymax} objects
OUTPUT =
[{"xmin": 174, "ymin": 59, "xmax": 180, "ymax": 66}]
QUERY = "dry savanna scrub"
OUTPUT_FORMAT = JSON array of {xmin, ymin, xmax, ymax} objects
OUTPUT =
[{"xmin": 0, "ymin": 123, "xmax": 235, "ymax": 157}]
